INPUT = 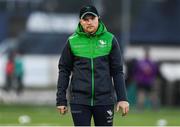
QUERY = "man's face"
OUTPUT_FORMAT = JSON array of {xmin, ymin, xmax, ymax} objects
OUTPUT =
[{"xmin": 80, "ymin": 15, "xmax": 99, "ymax": 34}]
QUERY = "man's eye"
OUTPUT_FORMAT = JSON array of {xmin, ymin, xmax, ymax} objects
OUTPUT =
[{"xmin": 83, "ymin": 16, "xmax": 95, "ymax": 21}]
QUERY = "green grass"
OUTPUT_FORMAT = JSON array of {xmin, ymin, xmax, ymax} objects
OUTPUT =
[{"xmin": 0, "ymin": 104, "xmax": 180, "ymax": 126}]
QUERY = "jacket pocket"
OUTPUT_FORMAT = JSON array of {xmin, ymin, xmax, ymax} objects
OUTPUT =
[{"xmin": 95, "ymin": 74, "xmax": 113, "ymax": 96}]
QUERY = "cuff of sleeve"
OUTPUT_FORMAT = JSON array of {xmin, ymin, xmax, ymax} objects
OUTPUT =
[
  {"xmin": 56, "ymin": 101, "xmax": 67, "ymax": 106},
  {"xmin": 117, "ymin": 97, "xmax": 128, "ymax": 102}
]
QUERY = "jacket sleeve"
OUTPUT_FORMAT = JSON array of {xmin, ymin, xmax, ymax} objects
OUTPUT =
[
  {"xmin": 56, "ymin": 41, "xmax": 74, "ymax": 106},
  {"xmin": 109, "ymin": 37, "xmax": 128, "ymax": 102}
]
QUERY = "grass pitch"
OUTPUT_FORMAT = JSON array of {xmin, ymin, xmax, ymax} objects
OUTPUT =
[{"xmin": 0, "ymin": 104, "xmax": 180, "ymax": 126}]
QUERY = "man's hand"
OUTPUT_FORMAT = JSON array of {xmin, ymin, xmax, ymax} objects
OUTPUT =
[
  {"xmin": 116, "ymin": 101, "xmax": 129, "ymax": 116},
  {"xmin": 57, "ymin": 106, "xmax": 68, "ymax": 115}
]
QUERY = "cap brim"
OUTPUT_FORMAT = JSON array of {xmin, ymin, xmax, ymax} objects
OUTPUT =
[{"xmin": 80, "ymin": 12, "xmax": 98, "ymax": 19}]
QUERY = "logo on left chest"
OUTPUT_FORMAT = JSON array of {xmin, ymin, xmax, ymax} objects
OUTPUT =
[{"xmin": 98, "ymin": 40, "xmax": 107, "ymax": 48}]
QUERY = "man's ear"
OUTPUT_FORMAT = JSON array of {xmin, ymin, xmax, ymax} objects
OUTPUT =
[
  {"xmin": 79, "ymin": 20, "xmax": 82, "ymax": 25},
  {"xmin": 80, "ymin": 18, "xmax": 84, "ymax": 22}
]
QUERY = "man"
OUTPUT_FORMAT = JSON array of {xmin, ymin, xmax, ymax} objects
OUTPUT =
[
  {"xmin": 14, "ymin": 51, "xmax": 24, "ymax": 94},
  {"xmin": 133, "ymin": 47, "xmax": 158, "ymax": 110},
  {"xmin": 56, "ymin": 5, "xmax": 129, "ymax": 126},
  {"xmin": 4, "ymin": 52, "xmax": 15, "ymax": 92}
]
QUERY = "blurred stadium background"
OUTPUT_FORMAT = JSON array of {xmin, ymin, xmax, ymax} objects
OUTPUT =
[{"xmin": 0, "ymin": 0, "xmax": 180, "ymax": 126}]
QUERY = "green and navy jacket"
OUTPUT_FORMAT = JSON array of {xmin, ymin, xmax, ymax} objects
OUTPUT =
[{"xmin": 56, "ymin": 21, "xmax": 127, "ymax": 106}]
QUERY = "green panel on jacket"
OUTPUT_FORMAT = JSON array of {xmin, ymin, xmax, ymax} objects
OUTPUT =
[{"xmin": 69, "ymin": 21, "xmax": 114, "ymax": 58}]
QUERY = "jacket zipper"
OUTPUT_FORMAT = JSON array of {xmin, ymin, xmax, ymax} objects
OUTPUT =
[
  {"xmin": 91, "ymin": 58, "xmax": 94, "ymax": 106},
  {"xmin": 90, "ymin": 37, "xmax": 95, "ymax": 106}
]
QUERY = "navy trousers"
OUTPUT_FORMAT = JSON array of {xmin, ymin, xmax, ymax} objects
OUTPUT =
[{"xmin": 70, "ymin": 104, "xmax": 114, "ymax": 126}]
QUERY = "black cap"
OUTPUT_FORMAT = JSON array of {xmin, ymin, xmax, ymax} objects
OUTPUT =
[{"xmin": 79, "ymin": 5, "xmax": 99, "ymax": 19}]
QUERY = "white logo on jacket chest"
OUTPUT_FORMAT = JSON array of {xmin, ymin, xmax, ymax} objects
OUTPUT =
[{"xmin": 98, "ymin": 40, "xmax": 107, "ymax": 47}]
